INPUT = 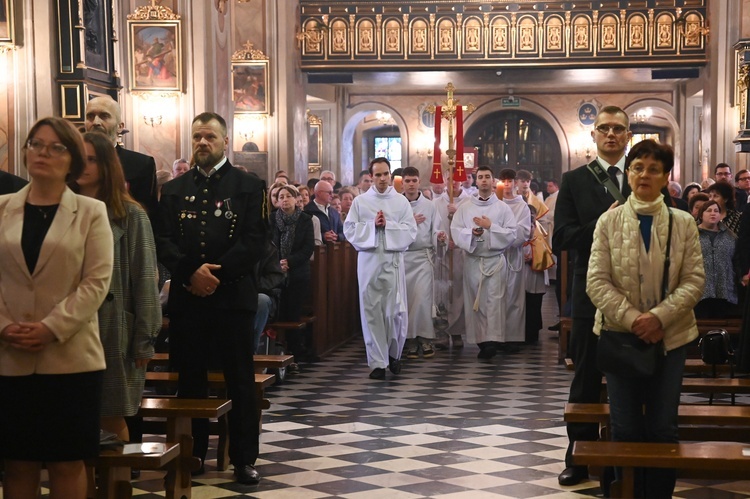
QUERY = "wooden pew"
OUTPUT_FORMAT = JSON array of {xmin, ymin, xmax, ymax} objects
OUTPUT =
[
  {"xmin": 93, "ymin": 442, "xmax": 181, "ymax": 499},
  {"xmin": 565, "ymin": 403, "xmax": 750, "ymax": 442},
  {"xmin": 573, "ymin": 440, "xmax": 750, "ymax": 498},
  {"xmin": 564, "ymin": 357, "xmax": 735, "ymax": 375},
  {"xmin": 148, "ymin": 352, "xmax": 294, "ymax": 372},
  {"xmin": 138, "ymin": 398, "xmax": 232, "ymax": 499},
  {"xmin": 142, "ymin": 373, "xmax": 274, "ymax": 471}
]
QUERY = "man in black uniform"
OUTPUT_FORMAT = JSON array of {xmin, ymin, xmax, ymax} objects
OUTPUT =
[
  {"xmin": 85, "ymin": 96, "xmax": 159, "ymax": 216},
  {"xmin": 0, "ymin": 170, "xmax": 27, "ymax": 195},
  {"xmin": 156, "ymin": 112, "xmax": 267, "ymax": 485},
  {"xmin": 553, "ymin": 105, "xmax": 632, "ymax": 486}
]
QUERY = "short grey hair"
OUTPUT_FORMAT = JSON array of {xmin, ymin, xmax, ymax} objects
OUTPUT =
[{"xmin": 668, "ymin": 180, "xmax": 682, "ymax": 197}]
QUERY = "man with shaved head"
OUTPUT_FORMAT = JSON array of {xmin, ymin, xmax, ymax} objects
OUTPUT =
[{"xmin": 85, "ymin": 96, "xmax": 158, "ymax": 215}]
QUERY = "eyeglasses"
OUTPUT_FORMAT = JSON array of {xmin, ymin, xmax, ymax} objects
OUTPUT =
[
  {"xmin": 738, "ymin": 176, "xmax": 750, "ymax": 182},
  {"xmin": 628, "ymin": 165, "xmax": 665, "ymax": 176},
  {"xmin": 26, "ymin": 138, "xmax": 68, "ymax": 157},
  {"xmin": 595, "ymin": 125, "xmax": 629, "ymax": 135}
]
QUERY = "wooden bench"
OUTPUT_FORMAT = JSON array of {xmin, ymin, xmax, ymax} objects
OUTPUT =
[
  {"xmin": 141, "ymin": 373, "xmax": 274, "ymax": 471},
  {"xmin": 148, "ymin": 352, "xmax": 294, "ymax": 372},
  {"xmin": 560, "ymin": 317, "xmax": 742, "ymax": 364},
  {"xmin": 564, "ymin": 357, "xmax": 735, "ymax": 375},
  {"xmin": 136, "ymin": 398, "xmax": 231, "ymax": 498},
  {"xmin": 565, "ymin": 403, "xmax": 750, "ymax": 442},
  {"xmin": 572, "ymin": 440, "xmax": 750, "ymax": 498},
  {"xmin": 92, "ymin": 442, "xmax": 181, "ymax": 499}
]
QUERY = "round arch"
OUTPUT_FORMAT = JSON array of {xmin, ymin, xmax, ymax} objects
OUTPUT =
[
  {"xmin": 464, "ymin": 98, "xmax": 573, "ymax": 175},
  {"xmin": 341, "ymin": 103, "xmax": 409, "ymax": 185},
  {"xmin": 624, "ymin": 99, "xmax": 680, "ymax": 174}
]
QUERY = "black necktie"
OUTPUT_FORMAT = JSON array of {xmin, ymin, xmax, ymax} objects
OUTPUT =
[{"xmin": 607, "ymin": 166, "xmax": 620, "ymax": 191}]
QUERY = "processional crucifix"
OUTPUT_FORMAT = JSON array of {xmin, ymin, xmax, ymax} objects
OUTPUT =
[{"xmin": 428, "ymin": 83, "xmax": 474, "ymax": 308}]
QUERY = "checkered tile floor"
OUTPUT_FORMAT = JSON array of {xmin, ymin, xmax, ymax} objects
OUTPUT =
[{"xmin": 6, "ymin": 290, "xmax": 750, "ymax": 498}]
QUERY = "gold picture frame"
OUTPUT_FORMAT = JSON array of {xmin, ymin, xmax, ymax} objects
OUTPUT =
[
  {"xmin": 127, "ymin": 2, "xmax": 182, "ymax": 92},
  {"xmin": 231, "ymin": 60, "xmax": 270, "ymax": 115},
  {"xmin": 307, "ymin": 110, "xmax": 322, "ymax": 172},
  {"xmin": 0, "ymin": 0, "xmax": 15, "ymax": 45}
]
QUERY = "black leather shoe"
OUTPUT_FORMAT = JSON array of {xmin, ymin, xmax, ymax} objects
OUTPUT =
[
  {"xmin": 558, "ymin": 466, "xmax": 588, "ymax": 486},
  {"xmin": 477, "ymin": 345, "xmax": 498, "ymax": 359},
  {"xmin": 369, "ymin": 368, "xmax": 386, "ymax": 379},
  {"xmin": 234, "ymin": 464, "xmax": 261, "ymax": 485},
  {"xmin": 388, "ymin": 357, "xmax": 402, "ymax": 375},
  {"xmin": 548, "ymin": 322, "xmax": 561, "ymax": 331}
]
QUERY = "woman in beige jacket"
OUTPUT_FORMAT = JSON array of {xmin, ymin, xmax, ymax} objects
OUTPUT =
[
  {"xmin": 587, "ymin": 139, "xmax": 704, "ymax": 498},
  {"xmin": 0, "ymin": 117, "xmax": 113, "ymax": 498}
]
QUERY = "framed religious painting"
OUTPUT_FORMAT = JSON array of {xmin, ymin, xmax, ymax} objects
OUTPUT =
[
  {"xmin": 127, "ymin": 19, "xmax": 182, "ymax": 91},
  {"xmin": 232, "ymin": 60, "xmax": 270, "ymax": 115},
  {"xmin": 463, "ymin": 147, "xmax": 478, "ymax": 174},
  {"xmin": 0, "ymin": 0, "xmax": 15, "ymax": 44}
]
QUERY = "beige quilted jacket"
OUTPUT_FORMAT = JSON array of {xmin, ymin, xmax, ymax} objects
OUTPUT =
[{"xmin": 587, "ymin": 200, "xmax": 705, "ymax": 352}]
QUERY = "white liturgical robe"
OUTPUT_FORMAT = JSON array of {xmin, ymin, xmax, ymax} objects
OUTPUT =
[
  {"xmin": 344, "ymin": 186, "xmax": 417, "ymax": 369},
  {"xmin": 451, "ymin": 194, "xmax": 517, "ymax": 344},
  {"xmin": 404, "ymin": 194, "xmax": 443, "ymax": 340},
  {"xmin": 501, "ymin": 195, "xmax": 532, "ymax": 342}
]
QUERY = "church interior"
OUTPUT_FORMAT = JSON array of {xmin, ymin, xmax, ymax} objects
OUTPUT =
[{"xmin": 2, "ymin": 0, "xmax": 750, "ymax": 497}]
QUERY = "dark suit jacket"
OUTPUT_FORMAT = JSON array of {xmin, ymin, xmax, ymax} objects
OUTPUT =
[
  {"xmin": 116, "ymin": 145, "xmax": 158, "ymax": 217},
  {"xmin": 552, "ymin": 162, "xmax": 631, "ymax": 319},
  {"xmin": 736, "ymin": 187, "xmax": 748, "ymax": 211},
  {"xmin": 304, "ymin": 200, "xmax": 344, "ymax": 242},
  {"xmin": 156, "ymin": 162, "xmax": 267, "ymax": 312},
  {"xmin": 0, "ymin": 170, "xmax": 28, "ymax": 195}
]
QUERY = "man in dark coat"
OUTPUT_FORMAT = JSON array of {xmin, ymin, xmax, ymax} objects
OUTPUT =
[
  {"xmin": 553, "ymin": 105, "xmax": 632, "ymax": 486},
  {"xmin": 0, "ymin": 170, "xmax": 27, "ymax": 195},
  {"xmin": 85, "ymin": 96, "xmax": 158, "ymax": 216},
  {"xmin": 156, "ymin": 112, "xmax": 267, "ymax": 485},
  {"xmin": 305, "ymin": 179, "xmax": 344, "ymax": 242}
]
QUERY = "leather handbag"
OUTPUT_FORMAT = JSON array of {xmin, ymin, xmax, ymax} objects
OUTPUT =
[
  {"xmin": 596, "ymin": 209, "xmax": 673, "ymax": 378},
  {"xmin": 597, "ymin": 330, "xmax": 662, "ymax": 378}
]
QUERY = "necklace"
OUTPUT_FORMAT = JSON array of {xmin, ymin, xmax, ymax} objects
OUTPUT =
[{"xmin": 32, "ymin": 204, "xmax": 58, "ymax": 220}]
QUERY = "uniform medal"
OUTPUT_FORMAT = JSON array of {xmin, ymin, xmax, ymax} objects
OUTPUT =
[
  {"xmin": 224, "ymin": 198, "xmax": 234, "ymax": 219},
  {"xmin": 214, "ymin": 200, "xmax": 223, "ymax": 217}
]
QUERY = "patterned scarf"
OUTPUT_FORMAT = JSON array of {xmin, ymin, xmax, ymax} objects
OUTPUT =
[{"xmin": 275, "ymin": 208, "xmax": 301, "ymax": 259}]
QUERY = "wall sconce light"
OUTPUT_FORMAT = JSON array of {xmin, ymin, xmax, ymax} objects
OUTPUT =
[
  {"xmin": 235, "ymin": 115, "xmax": 266, "ymax": 143},
  {"xmin": 675, "ymin": 11, "xmax": 710, "ymax": 39},
  {"xmin": 632, "ymin": 108, "xmax": 652, "ymax": 124},
  {"xmin": 137, "ymin": 92, "xmax": 176, "ymax": 128},
  {"xmin": 574, "ymin": 134, "xmax": 593, "ymax": 160},
  {"xmin": 376, "ymin": 110, "xmax": 395, "ymax": 126},
  {"xmin": 296, "ymin": 17, "xmax": 329, "ymax": 48},
  {"xmin": 417, "ymin": 136, "xmax": 435, "ymax": 159}
]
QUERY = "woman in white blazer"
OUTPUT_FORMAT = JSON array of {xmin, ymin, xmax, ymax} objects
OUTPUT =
[{"xmin": 0, "ymin": 117, "xmax": 113, "ymax": 498}]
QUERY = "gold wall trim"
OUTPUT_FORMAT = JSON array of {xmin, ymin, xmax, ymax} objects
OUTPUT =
[{"xmin": 299, "ymin": 1, "xmax": 707, "ymax": 69}]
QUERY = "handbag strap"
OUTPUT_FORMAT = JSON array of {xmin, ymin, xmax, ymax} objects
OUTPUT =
[
  {"xmin": 587, "ymin": 159, "xmax": 627, "ymax": 205},
  {"xmin": 661, "ymin": 209, "xmax": 673, "ymax": 301}
]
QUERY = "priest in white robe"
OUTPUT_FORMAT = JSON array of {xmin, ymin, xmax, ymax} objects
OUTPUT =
[
  {"xmin": 344, "ymin": 158, "xmax": 417, "ymax": 379},
  {"xmin": 401, "ymin": 167, "xmax": 446, "ymax": 359},
  {"xmin": 451, "ymin": 166, "xmax": 518, "ymax": 359},
  {"xmin": 433, "ymin": 181, "xmax": 471, "ymax": 348},
  {"xmin": 499, "ymin": 168, "xmax": 532, "ymax": 346}
]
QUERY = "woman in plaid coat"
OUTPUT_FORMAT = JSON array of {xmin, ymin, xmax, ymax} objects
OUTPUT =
[{"xmin": 76, "ymin": 132, "xmax": 161, "ymax": 440}]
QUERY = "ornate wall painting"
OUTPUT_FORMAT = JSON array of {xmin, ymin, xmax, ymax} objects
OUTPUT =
[
  {"xmin": 232, "ymin": 59, "xmax": 269, "ymax": 114},
  {"xmin": 0, "ymin": 0, "xmax": 14, "ymax": 44},
  {"xmin": 128, "ymin": 20, "xmax": 182, "ymax": 91}
]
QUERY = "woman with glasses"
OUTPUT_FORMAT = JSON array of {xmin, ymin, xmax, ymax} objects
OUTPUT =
[
  {"xmin": 587, "ymin": 139, "xmax": 704, "ymax": 498},
  {"xmin": 75, "ymin": 131, "xmax": 161, "ymax": 442},
  {"xmin": 705, "ymin": 181, "xmax": 742, "ymax": 234},
  {"xmin": 0, "ymin": 117, "xmax": 114, "ymax": 498}
]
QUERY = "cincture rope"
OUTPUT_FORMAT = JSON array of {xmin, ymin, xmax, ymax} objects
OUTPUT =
[{"xmin": 473, "ymin": 256, "xmax": 505, "ymax": 311}]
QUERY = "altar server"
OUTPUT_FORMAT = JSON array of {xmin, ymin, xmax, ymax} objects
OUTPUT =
[
  {"xmin": 451, "ymin": 166, "xmax": 517, "ymax": 359},
  {"xmin": 344, "ymin": 157, "xmax": 417, "ymax": 379}
]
